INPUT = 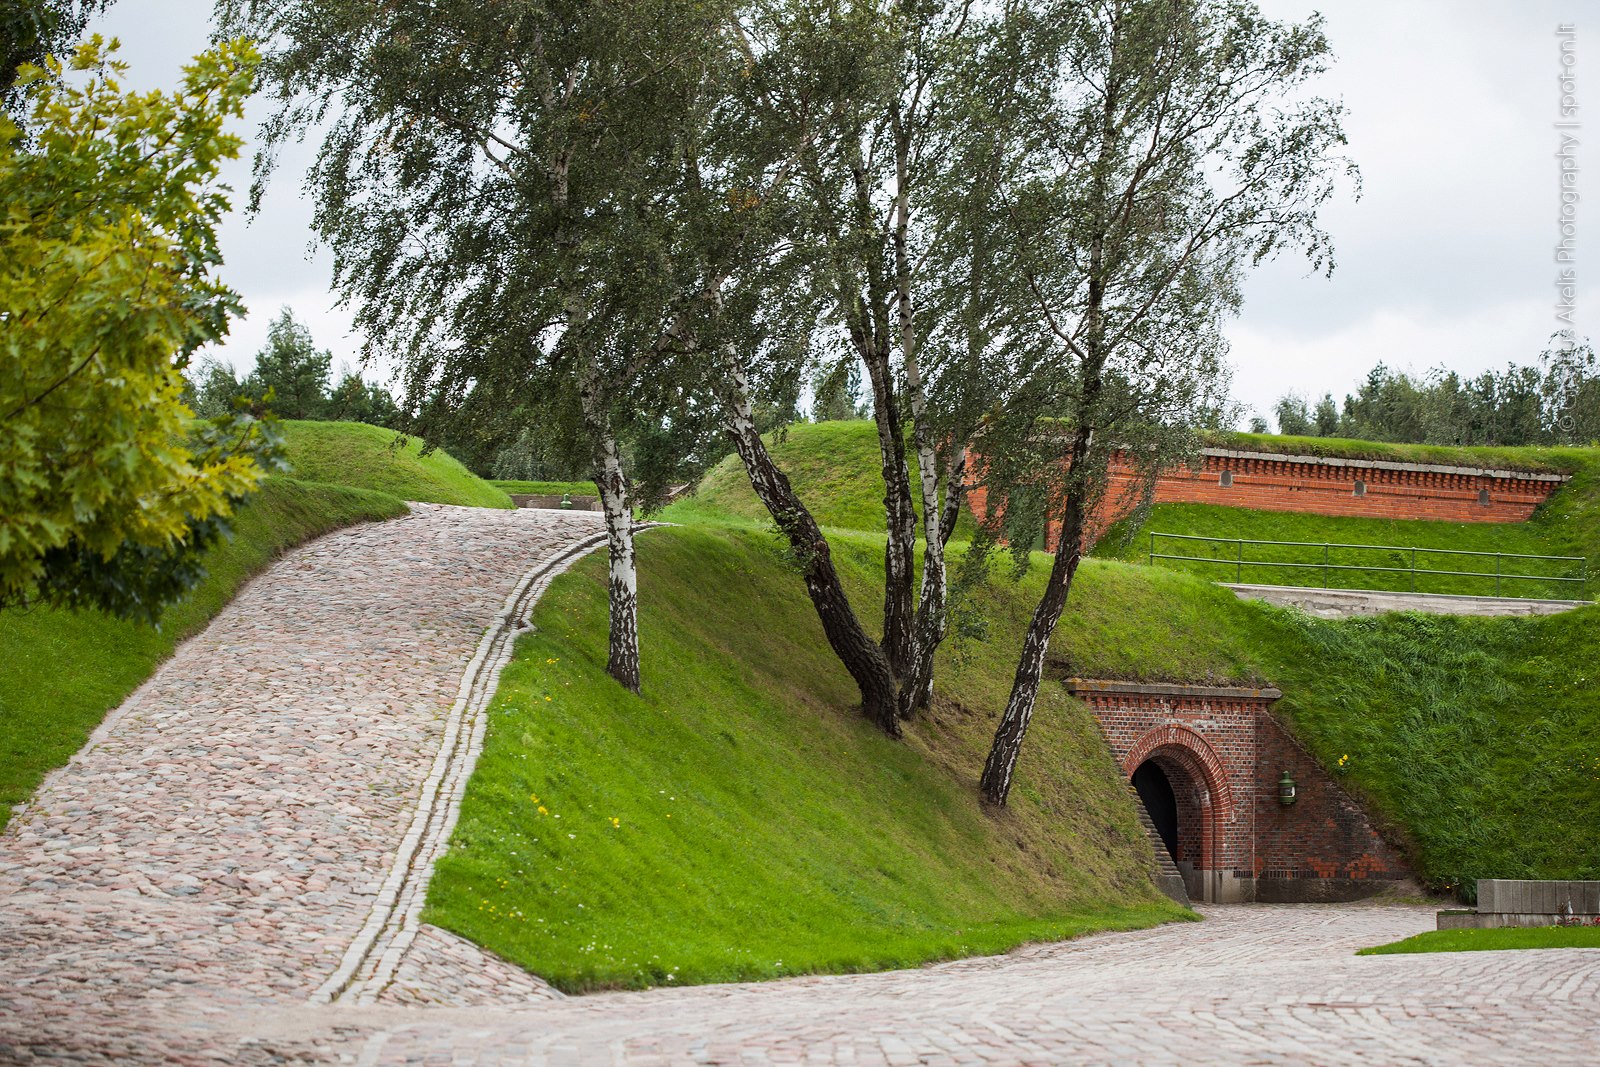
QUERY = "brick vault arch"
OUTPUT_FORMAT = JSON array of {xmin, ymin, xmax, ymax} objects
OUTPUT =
[{"xmin": 1123, "ymin": 725, "xmax": 1235, "ymax": 897}]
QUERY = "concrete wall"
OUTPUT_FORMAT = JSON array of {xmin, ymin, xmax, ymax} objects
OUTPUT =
[
  {"xmin": 509, "ymin": 494, "xmax": 603, "ymax": 512},
  {"xmin": 1224, "ymin": 584, "xmax": 1589, "ymax": 619},
  {"xmin": 1438, "ymin": 880, "xmax": 1600, "ymax": 929}
]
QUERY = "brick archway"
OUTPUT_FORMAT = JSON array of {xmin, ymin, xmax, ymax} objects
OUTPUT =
[
  {"xmin": 1068, "ymin": 678, "xmax": 1412, "ymax": 903},
  {"xmin": 1123, "ymin": 727, "xmax": 1233, "ymax": 890}
]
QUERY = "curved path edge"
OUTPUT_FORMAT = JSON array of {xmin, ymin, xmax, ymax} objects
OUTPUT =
[{"xmin": 316, "ymin": 523, "xmax": 611, "ymax": 1005}]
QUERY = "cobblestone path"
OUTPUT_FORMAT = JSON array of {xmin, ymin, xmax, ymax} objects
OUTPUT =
[
  {"xmin": 310, "ymin": 902, "xmax": 1598, "ymax": 1065},
  {"xmin": 0, "ymin": 504, "xmax": 602, "ymax": 1061},
  {"xmin": 1, "ymin": 507, "xmax": 1595, "ymax": 1064}
]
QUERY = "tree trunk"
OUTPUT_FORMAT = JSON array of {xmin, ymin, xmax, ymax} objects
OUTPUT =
[
  {"xmin": 896, "ymin": 334, "xmax": 952, "ymax": 718},
  {"xmin": 979, "ymin": 456, "xmax": 1088, "ymax": 806},
  {"xmin": 981, "ymin": 101, "xmax": 1111, "ymax": 802},
  {"xmin": 866, "ymin": 343, "xmax": 918, "ymax": 682},
  {"xmin": 578, "ymin": 355, "xmax": 641, "ymax": 694},
  {"xmin": 719, "ymin": 345, "xmax": 901, "ymax": 736},
  {"xmin": 938, "ymin": 446, "xmax": 968, "ymax": 548},
  {"xmin": 901, "ymin": 444, "xmax": 968, "ymax": 716},
  {"xmin": 844, "ymin": 138, "xmax": 918, "ymax": 682}
]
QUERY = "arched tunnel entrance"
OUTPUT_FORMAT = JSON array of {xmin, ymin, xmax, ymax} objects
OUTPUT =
[
  {"xmin": 1132, "ymin": 760, "xmax": 1178, "ymax": 861},
  {"xmin": 1125, "ymin": 739, "xmax": 1227, "ymax": 902},
  {"xmin": 1071, "ymin": 678, "xmax": 1414, "ymax": 904}
]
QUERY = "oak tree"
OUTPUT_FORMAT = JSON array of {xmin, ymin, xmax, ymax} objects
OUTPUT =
[{"xmin": 0, "ymin": 38, "xmax": 277, "ymax": 621}]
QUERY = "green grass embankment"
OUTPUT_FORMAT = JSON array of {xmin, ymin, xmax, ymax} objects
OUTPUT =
[
  {"xmin": 282, "ymin": 420, "xmax": 515, "ymax": 508},
  {"xmin": 431, "ymin": 421, "xmax": 1600, "ymax": 992},
  {"xmin": 678, "ymin": 420, "xmax": 975, "ymax": 539},
  {"xmin": 1203, "ymin": 431, "xmax": 1589, "ymax": 474},
  {"xmin": 0, "ymin": 477, "xmax": 407, "ymax": 828},
  {"xmin": 1359, "ymin": 926, "xmax": 1600, "ymax": 955},
  {"xmin": 424, "ymin": 524, "xmax": 1187, "ymax": 993},
  {"xmin": 1097, "ymin": 441, "xmax": 1600, "ymax": 600},
  {"xmin": 948, "ymin": 553, "xmax": 1600, "ymax": 899},
  {"xmin": 1097, "ymin": 503, "xmax": 1590, "ymax": 599},
  {"xmin": 676, "ymin": 425, "xmax": 1600, "ymax": 898}
]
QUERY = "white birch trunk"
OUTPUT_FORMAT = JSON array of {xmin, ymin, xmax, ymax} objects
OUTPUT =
[{"xmin": 578, "ymin": 349, "xmax": 640, "ymax": 693}]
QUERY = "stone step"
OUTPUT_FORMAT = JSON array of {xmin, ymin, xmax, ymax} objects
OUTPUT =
[{"xmin": 1129, "ymin": 784, "xmax": 1189, "ymax": 906}]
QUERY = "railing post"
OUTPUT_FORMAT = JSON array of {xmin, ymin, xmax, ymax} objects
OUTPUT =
[
  {"xmin": 1323, "ymin": 543, "xmax": 1330, "ymax": 588},
  {"xmin": 1411, "ymin": 547, "xmax": 1416, "ymax": 593},
  {"xmin": 1149, "ymin": 531, "xmax": 1155, "ymax": 568},
  {"xmin": 1237, "ymin": 538, "xmax": 1243, "ymax": 583},
  {"xmin": 1495, "ymin": 553, "xmax": 1502, "ymax": 598}
]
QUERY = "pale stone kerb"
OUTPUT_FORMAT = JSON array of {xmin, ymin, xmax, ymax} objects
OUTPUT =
[{"xmin": 1065, "ymin": 678, "xmax": 1283, "ymax": 703}]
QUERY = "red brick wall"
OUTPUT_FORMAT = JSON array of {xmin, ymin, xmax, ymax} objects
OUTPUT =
[
  {"xmin": 1069, "ymin": 681, "xmax": 1409, "ymax": 900},
  {"xmin": 966, "ymin": 449, "xmax": 1568, "ymax": 552},
  {"xmin": 1094, "ymin": 699, "xmax": 1252, "ymax": 875},
  {"xmin": 1252, "ymin": 715, "xmax": 1409, "ymax": 892}
]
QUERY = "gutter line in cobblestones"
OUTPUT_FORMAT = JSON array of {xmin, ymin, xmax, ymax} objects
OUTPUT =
[{"xmin": 315, "ymin": 526, "xmax": 613, "ymax": 1005}]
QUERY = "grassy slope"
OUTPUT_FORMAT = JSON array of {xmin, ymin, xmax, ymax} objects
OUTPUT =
[
  {"xmin": 1359, "ymin": 926, "xmax": 1600, "ymax": 955},
  {"xmin": 415, "ymin": 420, "xmax": 1600, "ymax": 990},
  {"xmin": 0, "ymin": 477, "xmax": 407, "ymax": 828},
  {"xmin": 680, "ymin": 425, "xmax": 1600, "ymax": 896},
  {"xmin": 1098, "ymin": 448, "xmax": 1600, "ymax": 600},
  {"xmin": 681, "ymin": 420, "xmax": 974, "ymax": 539},
  {"xmin": 1203, "ymin": 430, "xmax": 1588, "ymax": 473},
  {"xmin": 491, "ymin": 479, "xmax": 598, "ymax": 497},
  {"xmin": 282, "ymin": 420, "xmax": 515, "ymax": 508},
  {"xmin": 1097, "ymin": 504, "xmax": 1590, "ymax": 599},
  {"xmin": 425, "ymin": 525, "xmax": 1185, "ymax": 993}
]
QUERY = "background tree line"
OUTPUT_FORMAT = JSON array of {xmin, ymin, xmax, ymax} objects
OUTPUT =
[
  {"xmin": 186, "ymin": 307, "xmax": 401, "ymax": 427},
  {"xmin": 1270, "ymin": 335, "xmax": 1599, "ymax": 448}
]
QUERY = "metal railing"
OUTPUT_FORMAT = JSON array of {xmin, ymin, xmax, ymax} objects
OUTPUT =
[{"xmin": 1148, "ymin": 531, "xmax": 1588, "ymax": 598}]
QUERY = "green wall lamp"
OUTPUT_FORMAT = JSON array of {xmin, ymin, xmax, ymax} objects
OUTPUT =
[{"xmin": 1278, "ymin": 771, "xmax": 1298, "ymax": 807}]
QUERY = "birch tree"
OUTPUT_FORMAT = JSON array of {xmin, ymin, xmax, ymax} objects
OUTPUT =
[
  {"xmin": 977, "ymin": 0, "xmax": 1355, "ymax": 804},
  {"xmin": 223, "ymin": 0, "xmax": 732, "ymax": 691},
  {"xmin": 681, "ymin": 0, "xmax": 1029, "ymax": 731}
]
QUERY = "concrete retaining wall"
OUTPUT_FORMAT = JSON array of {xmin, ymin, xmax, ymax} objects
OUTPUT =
[
  {"xmin": 1437, "ymin": 880, "xmax": 1600, "ymax": 930},
  {"xmin": 1224, "ymin": 584, "xmax": 1590, "ymax": 619},
  {"xmin": 510, "ymin": 494, "xmax": 603, "ymax": 512}
]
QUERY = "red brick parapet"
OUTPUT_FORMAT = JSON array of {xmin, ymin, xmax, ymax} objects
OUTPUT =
[
  {"xmin": 967, "ymin": 447, "xmax": 1572, "ymax": 550},
  {"xmin": 1066, "ymin": 677, "xmax": 1411, "ymax": 903}
]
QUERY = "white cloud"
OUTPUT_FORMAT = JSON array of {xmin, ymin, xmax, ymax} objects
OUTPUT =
[{"xmin": 86, "ymin": 0, "xmax": 1599, "ymax": 419}]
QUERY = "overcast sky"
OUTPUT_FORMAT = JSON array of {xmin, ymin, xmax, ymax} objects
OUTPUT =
[{"xmin": 95, "ymin": 0, "xmax": 1593, "ymax": 427}]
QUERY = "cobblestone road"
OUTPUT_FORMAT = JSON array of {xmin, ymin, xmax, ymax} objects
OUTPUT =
[
  {"xmin": 311, "ymin": 902, "xmax": 1597, "ymax": 1066},
  {"xmin": 0, "ymin": 504, "xmax": 598, "ymax": 1060},
  {"xmin": 0, "ymin": 506, "xmax": 1594, "ymax": 1064}
]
